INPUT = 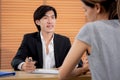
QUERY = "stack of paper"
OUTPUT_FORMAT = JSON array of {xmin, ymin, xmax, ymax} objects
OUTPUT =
[{"xmin": 32, "ymin": 69, "xmax": 59, "ymax": 74}]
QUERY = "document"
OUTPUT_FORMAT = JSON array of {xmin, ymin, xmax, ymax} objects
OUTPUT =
[
  {"xmin": 32, "ymin": 69, "xmax": 59, "ymax": 74},
  {"xmin": 0, "ymin": 71, "xmax": 16, "ymax": 77}
]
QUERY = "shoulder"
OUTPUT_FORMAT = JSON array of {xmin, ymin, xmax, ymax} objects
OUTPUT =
[
  {"xmin": 22, "ymin": 32, "xmax": 40, "ymax": 41},
  {"xmin": 83, "ymin": 21, "xmax": 102, "ymax": 28},
  {"xmin": 54, "ymin": 33, "xmax": 69, "ymax": 39},
  {"xmin": 81, "ymin": 20, "xmax": 110, "ymax": 31},
  {"xmin": 24, "ymin": 32, "xmax": 39, "ymax": 38},
  {"xmin": 86, "ymin": 20, "xmax": 119, "ymax": 27},
  {"xmin": 54, "ymin": 33, "xmax": 70, "ymax": 41},
  {"xmin": 85, "ymin": 20, "xmax": 120, "ymax": 30},
  {"xmin": 22, "ymin": 32, "xmax": 40, "ymax": 42}
]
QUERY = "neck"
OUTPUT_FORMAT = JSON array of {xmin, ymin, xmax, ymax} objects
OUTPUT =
[
  {"xmin": 97, "ymin": 13, "xmax": 109, "ymax": 20},
  {"xmin": 41, "ymin": 31, "xmax": 53, "ymax": 44}
]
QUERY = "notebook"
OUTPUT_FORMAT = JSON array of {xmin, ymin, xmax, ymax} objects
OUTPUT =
[{"xmin": 0, "ymin": 71, "xmax": 16, "ymax": 77}]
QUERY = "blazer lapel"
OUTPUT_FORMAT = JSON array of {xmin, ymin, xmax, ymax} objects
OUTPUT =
[
  {"xmin": 36, "ymin": 32, "xmax": 43, "ymax": 68},
  {"xmin": 54, "ymin": 34, "xmax": 60, "ymax": 68}
]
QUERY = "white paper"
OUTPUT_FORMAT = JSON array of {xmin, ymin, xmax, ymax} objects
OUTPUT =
[{"xmin": 32, "ymin": 69, "xmax": 59, "ymax": 74}]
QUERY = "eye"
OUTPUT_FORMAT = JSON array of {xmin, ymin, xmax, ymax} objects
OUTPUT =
[
  {"xmin": 42, "ymin": 15, "xmax": 48, "ymax": 19},
  {"xmin": 82, "ymin": 6, "xmax": 87, "ymax": 12},
  {"xmin": 43, "ymin": 16, "xmax": 48, "ymax": 19},
  {"xmin": 83, "ymin": 8, "xmax": 87, "ymax": 12},
  {"xmin": 51, "ymin": 15, "xmax": 55, "ymax": 19}
]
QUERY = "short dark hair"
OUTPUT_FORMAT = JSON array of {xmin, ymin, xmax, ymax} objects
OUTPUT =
[{"xmin": 33, "ymin": 5, "xmax": 57, "ymax": 31}]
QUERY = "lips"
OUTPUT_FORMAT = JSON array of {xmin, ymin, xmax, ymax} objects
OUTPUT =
[{"xmin": 47, "ymin": 25, "xmax": 54, "ymax": 29}]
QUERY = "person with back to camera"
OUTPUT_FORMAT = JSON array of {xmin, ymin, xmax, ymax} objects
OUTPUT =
[
  {"xmin": 11, "ymin": 5, "xmax": 83, "ymax": 72},
  {"xmin": 59, "ymin": 0, "xmax": 120, "ymax": 80}
]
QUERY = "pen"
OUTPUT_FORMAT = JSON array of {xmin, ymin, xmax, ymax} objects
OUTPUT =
[
  {"xmin": 28, "ymin": 57, "xmax": 32, "ymax": 62},
  {"xmin": 27, "ymin": 57, "xmax": 37, "ymax": 63}
]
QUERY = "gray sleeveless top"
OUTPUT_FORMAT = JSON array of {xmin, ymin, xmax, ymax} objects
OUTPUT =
[{"xmin": 76, "ymin": 20, "xmax": 120, "ymax": 80}]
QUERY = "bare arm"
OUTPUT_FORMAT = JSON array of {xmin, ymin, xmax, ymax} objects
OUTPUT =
[{"xmin": 59, "ymin": 39, "xmax": 90, "ymax": 80}]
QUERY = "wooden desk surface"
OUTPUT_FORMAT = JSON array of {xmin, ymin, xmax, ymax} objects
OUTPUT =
[{"xmin": 0, "ymin": 69, "xmax": 91, "ymax": 80}]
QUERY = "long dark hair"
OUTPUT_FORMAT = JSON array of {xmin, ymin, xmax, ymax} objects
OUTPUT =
[
  {"xmin": 117, "ymin": 0, "xmax": 120, "ymax": 19},
  {"xmin": 81, "ymin": 0, "xmax": 118, "ymax": 19}
]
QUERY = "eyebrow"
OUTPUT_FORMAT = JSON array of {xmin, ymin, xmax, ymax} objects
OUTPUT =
[{"xmin": 44, "ymin": 14, "xmax": 55, "ymax": 17}]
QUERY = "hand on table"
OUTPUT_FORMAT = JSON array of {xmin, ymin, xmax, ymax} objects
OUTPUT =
[{"xmin": 21, "ymin": 57, "xmax": 36, "ymax": 72}]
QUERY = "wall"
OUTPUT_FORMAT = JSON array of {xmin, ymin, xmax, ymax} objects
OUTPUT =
[{"xmin": 0, "ymin": 0, "xmax": 86, "ymax": 69}]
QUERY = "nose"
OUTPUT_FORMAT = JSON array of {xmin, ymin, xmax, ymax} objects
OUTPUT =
[{"xmin": 47, "ymin": 18, "xmax": 52, "ymax": 24}]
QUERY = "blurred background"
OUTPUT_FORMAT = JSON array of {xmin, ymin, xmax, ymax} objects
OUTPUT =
[{"xmin": 0, "ymin": 0, "xmax": 86, "ymax": 69}]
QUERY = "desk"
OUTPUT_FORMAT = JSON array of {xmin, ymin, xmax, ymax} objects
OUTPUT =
[{"xmin": 0, "ymin": 69, "xmax": 91, "ymax": 80}]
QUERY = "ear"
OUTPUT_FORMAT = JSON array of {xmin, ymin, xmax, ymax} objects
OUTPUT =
[
  {"xmin": 35, "ymin": 20, "xmax": 41, "ymax": 25},
  {"xmin": 95, "ymin": 3, "xmax": 101, "ymax": 13}
]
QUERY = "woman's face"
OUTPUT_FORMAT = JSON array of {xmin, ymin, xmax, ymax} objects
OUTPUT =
[
  {"xmin": 81, "ymin": 2, "xmax": 98, "ymax": 22},
  {"xmin": 36, "ymin": 10, "xmax": 56, "ymax": 33}
]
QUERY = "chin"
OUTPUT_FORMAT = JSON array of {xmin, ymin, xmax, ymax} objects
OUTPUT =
[
  {"xmin": 47, "ymin": 31, "xmax": 54, "ymax": 33},
  {"xmin": 48, "ymin": 29, "xmax": 54, "ymax": 33}
]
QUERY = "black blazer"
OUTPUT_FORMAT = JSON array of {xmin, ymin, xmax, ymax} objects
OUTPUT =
[
  {"xmin": 11, "ymin": 32, "xmax": 83, "ymax": 70},
  {"xmin": 11, "ymin": 32, "xmax": 71, "ymax": 70}
]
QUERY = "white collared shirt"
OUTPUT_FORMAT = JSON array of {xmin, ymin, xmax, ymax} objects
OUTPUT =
[{"xmin": 40, "ymin": 32, "xmax": 55, "ymax": 69}]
